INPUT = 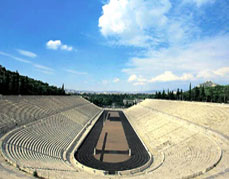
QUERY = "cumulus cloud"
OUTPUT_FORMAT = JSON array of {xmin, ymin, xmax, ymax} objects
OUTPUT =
[
  {"xmin": 61, "ymin": 45, "xmax": 73, "ymax": 51},
  {"xmin": 99, "ymin": 0, "xmax": 228, "ymax": 89},
  {"xmin": 113, "ymin": 78, "xmax": 120, "ymax": 83},
  {"xmin": 128, "ymin": 74, "xmax": 147, "ymax": 86},
  {"xmin": 123, "ymin": 34, "xmax": 229, "ymax": 85},
  {"xmin": 98, "ymin": 0, "xmax": 201, "ymax": 48},
  {"xmin": 46, "ymin": 40, "xmax": 73, "ymax": 51},
  {"xmin": 46, "ymin": 40, "xmax": 61, "ymax": 50},
  {"xmin": 128, "ymin": 71, "xmax": 194, "ymax": 86},
  {"xmin": 127, "ymin": 66, "xmax": 229, "ymax": 86},
  {"xmin": 99, "ymin": 0, "xmax": 174, "ymax": 47},
  {"xmin": 214, "ymin": 67, "xmax": 229, "ymax": 77},
  {"xmin": 17, "ymin": 49, "xmax": 37, "ymax": 58},
  {"xmin": 150, "ymin": 71, "xmax": 194, "ymax": 82},
  {"xmin": 128, "ymin": 74, "xmax": 137, "ymax": 82},
  {"xmin": 197, "ymin": 67, "xmax": 229, "ymax": 79}
]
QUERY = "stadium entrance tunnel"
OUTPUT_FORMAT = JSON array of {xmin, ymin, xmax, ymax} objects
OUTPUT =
[{"xmin": 74, "ymin": 110, "xmax": 151, "ymax": 174}]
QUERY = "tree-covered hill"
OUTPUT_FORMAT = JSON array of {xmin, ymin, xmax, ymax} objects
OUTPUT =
[
  {"xmin": 154, "ymin": 82, "xmax": 229, "ymax": 104},
  {"xmin": 189, "ymin": 85, "xmax": 229, "ymax": 103},
  {"xmin": 0, "ymin": 65, "xmax": 65, "ymax": 95}
]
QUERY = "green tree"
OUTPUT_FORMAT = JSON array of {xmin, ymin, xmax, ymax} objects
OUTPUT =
[
  {"xmin": 162, "ymin": 90, "xmax": 166, "ymax": 99},
  {"xmin": 210, "ymin": 88, "xmax": 213, "ymax": 102},
  {"xmin": 168, "ymin": 91, "xmax": 175, "ymax": 100},
  {"xmin": 0, "ymin": 65, "xmax": 65, "ymax": 95},
  {"xmin": 226, "ymin": 86, "xmax": 229, "ymax": 103},
  {"xmin": 155, "ymin": 92, "xmax": 158, "ymax": 99},
  {"xmin": 176, "ymin": 88, "xmax": 180, "ymax": 100},
  {"xmin": 223, "ymin": 86, "xmax": 229, "ymax": 103},
  {"xmin": 180, "ymin": 89, "xmax": 183, "ymax": 100},
  {"xmin": 200, "ymin": 86, "xmax": 206, "ymax": 101},
  {"xmin": 0, "ymin": 66, "xmax": 6, "ymax": 94},
  {"xmin": 194, "ymin": 87, "xmax": 200, "ymax": 101},
  {"xmin": 189, "ymin": 83, "xmax": 192, "ymax": 101},
  {"xmin": 61, "ymin": 83, "xmax": 65, "ymax": 95},
  {"xmin": 15, "ymin": 71, "xmax": 20, "ymax": 94},
  {"xmin": 158, "ymin": 91, "xmax": 162, "ymax": 99},
  {"xmin": 5, "ymin": 72, "xmax": 10, "ymax": 94}
]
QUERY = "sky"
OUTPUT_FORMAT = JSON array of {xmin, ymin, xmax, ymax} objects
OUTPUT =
[{"xmin": 0, "ymin": 0, "xmax": 229, "ymax": 92}]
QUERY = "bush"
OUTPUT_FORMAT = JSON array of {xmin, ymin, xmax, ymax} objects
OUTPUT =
[{"xmin": 33, "ymin": 171, "xmax": 38, "ymax": 177}]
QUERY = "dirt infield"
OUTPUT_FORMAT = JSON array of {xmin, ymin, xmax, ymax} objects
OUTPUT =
[
  {"xmin": 94, "ymin": 113, "xmax": 130, "ymax": 163},
  {"xmin": 108, "ymin": 111, "xmax": 120, "ymax": 118}
]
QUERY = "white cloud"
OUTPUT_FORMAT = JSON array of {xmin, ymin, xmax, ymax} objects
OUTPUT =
[
  {"xmin": 46, "ymin": 40, "xmax": 62, "ymax": 50},
  {"xmin": 65, "ymin": 69, "xmax": 87, "ymax": 75},
  {"xmin": 128, "ymin": 74, "xmax": 137, "ymax": 82},
  {"xmin": 127, "ymin": 71, "xmax": 194, "ymax": 86},
  {"xmin": 0, "ymin": 51, "xmax": 54, "ymax": 74},
  {"xmin": 196, "ymin": 70, "xmax": 214, "ymax": 79},
  {"xmin": 150, "ymin": 71, "xmax": 194, "ymax": 82},
  {"xmin": 197, "ymin": 67, "xmax": 229, "ymax": 79},
  {"xmin": 33, "ymin": 64, "xmax": 54, "ymax": 72},
  {"xmin": 113, "ymin": 78, "xmax": 120, "ymax": 83},
  {"xmin": 46, "ymin": 40, "xmax": 73, "ymax": 51},
  {"xmin": 97, "ymin": 0, "xmax": 228, "ymax": 90},
  {"xmin": 0, "ymin": 51, "xmax": 32, "ymax": 63},
  {"xmin": 98, "ymin": 0, "xmax": 201, "ymax": 48},
  {"xmin": 33, "ymin": 64, "xmax": 54, "ymax": 74},
  {"xmin": 214, "ymin": 67, "xmax": 229, "ymax": 77},
  {"xmin": 133, "ymin": 81, "xmax": 146, "ymax": 86},
  {"xmin": 34, "ymin": 69, "xmax": 53, "ymax": 75},
  {"xmin": 17, "ymin": 49, "xmax": 37, "ymax": 58},
  {"xmin": 127, "ymin": 74, "xmax": 147, "ymax": 86},
  {"xmin": 184, "ymin": 0, "xmax": 216, "ymax": 7},
  {"xmin": 123, "ymin": 34, "xmax": 229, "ymax": 85},
  {"xmin": 98, "ymin": 0, "xmax": 174, "ymax": 47},
  {"xmin": 127, "ymin": 66, "xmax": 229, "ymax": 86},
  {"xmin": 61, "ymin": 45, "xmax": 73, "ymax": 51}
]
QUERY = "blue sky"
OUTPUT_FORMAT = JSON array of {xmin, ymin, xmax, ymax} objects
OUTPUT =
[{"xmin": 0, "ymin": 0, "xmax": 229, "ymax": 92}]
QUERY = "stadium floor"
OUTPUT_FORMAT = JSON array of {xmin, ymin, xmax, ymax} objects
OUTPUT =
[{"xmin": 74, "ymin": 110, "xmax": 150, "ymax": 173}]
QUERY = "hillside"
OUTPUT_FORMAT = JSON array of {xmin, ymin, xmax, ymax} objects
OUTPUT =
[
  {"xmin": 154, "ymin": 82, "xmax": 229, "ymax": 103},
  {"xmin": 0, "ymin": 65, "xmax": 65, "ymax": 95}
]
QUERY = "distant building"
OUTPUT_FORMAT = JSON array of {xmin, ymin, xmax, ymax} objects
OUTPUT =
[
  {"xmin": 198, "ymin": 81, "xmax": 218, "ymax": 88},
  {"xmin": 123, "ymin": 99, "xmax": 143, "ymax": 106}
]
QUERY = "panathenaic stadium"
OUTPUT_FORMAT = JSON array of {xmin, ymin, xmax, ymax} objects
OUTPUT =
[{"xmin": 0, "ymin": 95, "xmax": 229, "ymax": 179}]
